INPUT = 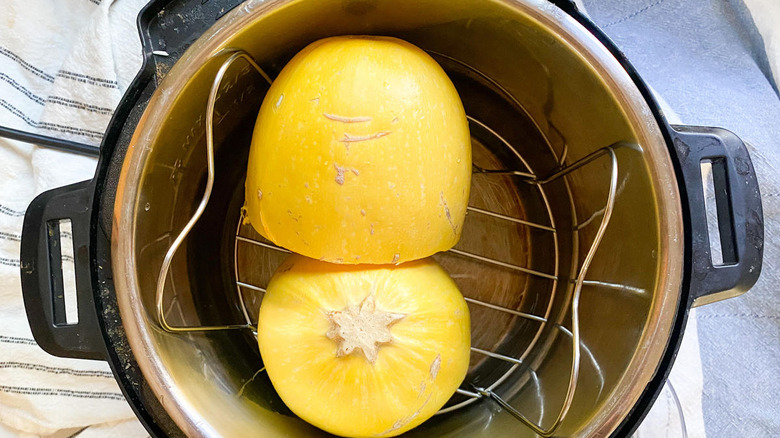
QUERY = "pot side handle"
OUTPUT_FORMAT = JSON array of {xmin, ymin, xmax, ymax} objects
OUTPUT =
[
  {"xmin": 671, "ymin": 125, "xmax": 764, "ymax": 307},
  {"xmin": 19, "ymin": 181, "xmax": 105, "ymax": 360}
]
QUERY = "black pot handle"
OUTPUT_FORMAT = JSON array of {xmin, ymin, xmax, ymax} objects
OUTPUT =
[
  {"xmin": 19, "ymin": 181, "xmax": 105, "ymax": 360},
  {"xmin": 138, "ymin": 0, "xmax": 245, "ymax": 60},
  {"xmin": 671, "ymin": 125, "xmax": 763, "ymax": 307}
]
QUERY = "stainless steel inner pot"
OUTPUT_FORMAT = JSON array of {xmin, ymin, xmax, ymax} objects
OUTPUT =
[{"xmin": 113, "ymin": 0, "xmax": 684, "ymax": 436}]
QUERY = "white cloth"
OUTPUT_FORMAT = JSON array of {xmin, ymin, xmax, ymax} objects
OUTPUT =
[
  {"xmin": 744, "ymin": 0, "xmax": 780, "ymax": 90},
  {"xmin": 0, "ymin": 0, "xmax": 147, "ymax": 436}
]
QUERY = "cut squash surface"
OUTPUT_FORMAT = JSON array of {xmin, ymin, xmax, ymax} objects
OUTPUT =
[{"xmin": 257, "ymin": 255, "xmax": 471, "ymax": 437}]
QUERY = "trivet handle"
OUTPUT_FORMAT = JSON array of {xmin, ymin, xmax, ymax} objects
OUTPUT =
[
  {"xmin": 671, "ymin": 125, "xmax": 764, "ymax": 307},
  {"xmin": 20, "ymin": 181, "xmax": 105, "ymax": 360}
]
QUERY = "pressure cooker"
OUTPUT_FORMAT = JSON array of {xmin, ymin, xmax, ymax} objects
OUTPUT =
[{"xmin": 15, "ymin": 0, "xmax": 764, "ymax": 436}]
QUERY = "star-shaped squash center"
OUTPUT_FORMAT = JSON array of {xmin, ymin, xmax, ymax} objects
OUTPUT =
[{"xmin": 326, "ymin": 293, "xmax": 406, "ymax": 364}]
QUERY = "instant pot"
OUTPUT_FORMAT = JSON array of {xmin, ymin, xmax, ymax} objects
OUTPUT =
[{"xmin": 13, "ymin": 0, "xmax": 764, "ymax": 436}]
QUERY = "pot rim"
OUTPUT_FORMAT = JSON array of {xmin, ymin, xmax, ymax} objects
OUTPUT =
[{"xmin": 112, "ymin": 0, "xmax": 685, "ymax": 436}]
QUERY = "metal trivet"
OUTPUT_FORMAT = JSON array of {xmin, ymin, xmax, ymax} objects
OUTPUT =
[{"xmin": 155, "ymin": 48, "xmax": 621, "ymax": 437}]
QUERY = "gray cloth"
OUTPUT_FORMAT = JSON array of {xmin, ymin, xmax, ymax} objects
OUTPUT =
[{"xmin": 583, "ymin": 0, "xmax": 780, "ymax": 436}]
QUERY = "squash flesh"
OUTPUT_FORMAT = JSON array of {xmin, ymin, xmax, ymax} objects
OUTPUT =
[{"xmin": 257, "ymin": 255, "xmax": 471, "ymax": 437}]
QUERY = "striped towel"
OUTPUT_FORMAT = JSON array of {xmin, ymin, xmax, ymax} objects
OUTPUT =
[{"xmin": 0, "ymin": 0, "xmax": 147, "ymax": 436}]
